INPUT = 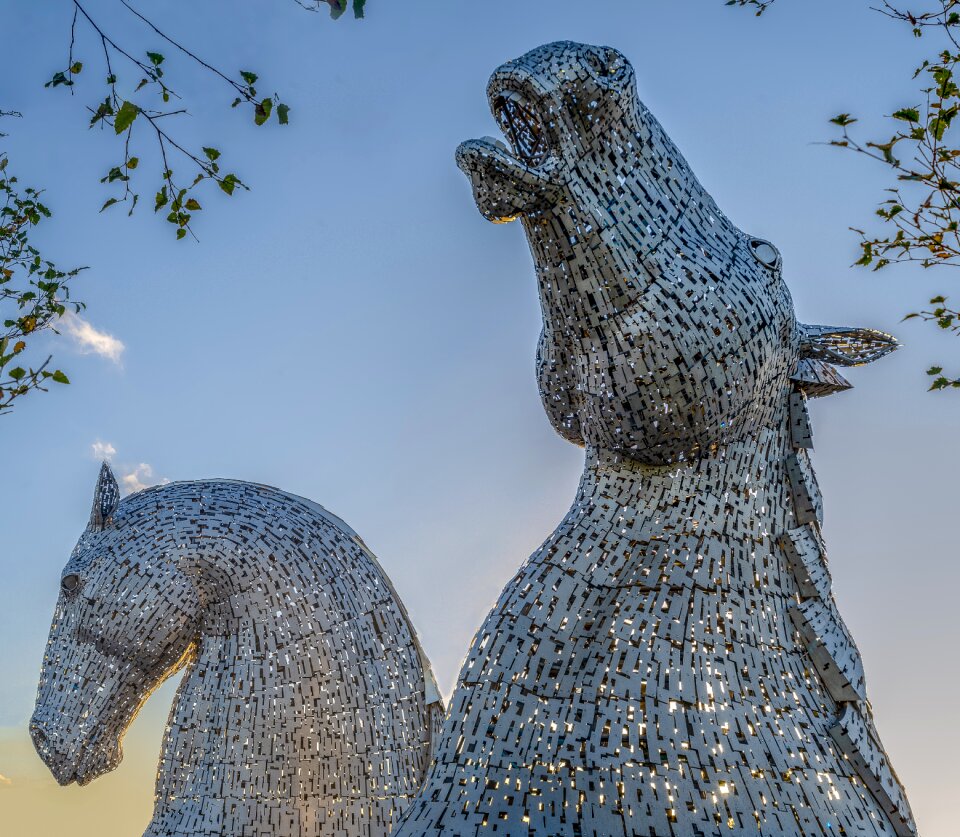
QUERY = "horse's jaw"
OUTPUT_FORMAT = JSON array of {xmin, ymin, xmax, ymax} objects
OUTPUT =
[{"xmin": 31, "ymin": 643, "xmax": 195, "ymax": 789}]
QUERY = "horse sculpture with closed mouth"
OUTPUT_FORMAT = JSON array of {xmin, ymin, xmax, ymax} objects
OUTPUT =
[{"xmin": 31, "ymin": 465, "xmax": 443, "ymax": 837}]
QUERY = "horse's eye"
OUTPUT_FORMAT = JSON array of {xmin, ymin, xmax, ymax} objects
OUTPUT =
[
  {"xmin": 586, "ymin": 48, "xmax": 625, "ymax": 79},
  {"xmin": 60, "ymin": 574, "xmax": 81, "ymax": 594},
  {"xmin": 750, "ymin": 239, "xmax": 780, "ymax": 269}
]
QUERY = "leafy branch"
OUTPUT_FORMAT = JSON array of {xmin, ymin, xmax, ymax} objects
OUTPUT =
[
  {"xmin": 828, "ymin": 52, "xmax": 960, "ymax": 275},
  {"xmin": 0, "ymin": 0, "xmax": 368, "ymax": 416},
  {"xmin": 724, "ymin": 0, "xmax": 776, "ymax": 15},
  {"xmin": 729, "ymin": 0, "xmax": 960, "ymax": 389},
  {"xmin": 825, "ymin": 2, "xmax": 960, "ymax": 389},
  {"xmin": 298, "ymin": 0, "xmax": 368, "ymax": 17},
  {"xmin": 873, "ymin": 0, "xmax": 960, "ymax": 36},
  {"xmin": 907, "ymin": 294, "xmax": 960, "ymax": 386},
  {"xmin": 44, "ymin": 1, "xmax": 299, "ymax": 240},
  {"xmin": 39, "ymin": 1, "xmax": 371, "ymax": 240},
  {"xmin": 0, "ymin": 156, "xmax": 84, "ymax": 415}
]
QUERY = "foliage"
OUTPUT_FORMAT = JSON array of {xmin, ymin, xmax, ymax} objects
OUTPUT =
[
  {"xmin": 42, "ymin": 1, "xmax": 301, "ymax": 241},
  {"xmin": 907, "ymin": 295, "xmax": 960, "ymax": 387},
  {"xmin": 730, "ymin": 0, "xmax": 960, "ymax": 390},
  {"xmin": 828, "ymin": 9, "xmax": 960, "ymax": 274},
  {"xmin": 298, "ymin": 0, "xmax": 368, "ymax": 17},
  {"xmin": 0, "ymin": 156, "xmax": 84, "ymax": 415},
  {"xmin": 41, "ymin": 1, "xmax": 366, "ymax": 242},
  {"xmin": 0, "ymin": 1, "xmax": 369, "ymax": 416},
  {"xmin": 724, "ymin": 0, "xmax": 775, "ymax": 15}
]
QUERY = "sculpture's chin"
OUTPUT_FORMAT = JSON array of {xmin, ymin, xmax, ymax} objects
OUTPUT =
[
  {"xmin": 598, "ymin": 444, "xmax": 704, "ymax": 469},
  {"xmin": 455, "ymin": 139, "xmax": 561, "ymax": 222},
  {"xmin": 46, "ymin": 762, "xmax": 79, "ymax": 787},
  {"xmin": 585, "ymin": 414, "xmax": 737, "ymax": 469},
  {"xmin": 41, "ymin": 740, "xmax": 121, "ymax": 787},
  {"xmin": 75, "ymin": 764, "xmax": 112, "ymax": 786}
]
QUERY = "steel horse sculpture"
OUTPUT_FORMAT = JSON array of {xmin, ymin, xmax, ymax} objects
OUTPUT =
[
  {"xmin": 31, "ymin": 465, "xmax": 443, "ymax": 837},
  {"xmin": 31, "ymin": 39, "xmax": 918, "ymax": 837},
  {"xmin": 394, "ymin": 41, "xmax": 916, "ymax": 837}
]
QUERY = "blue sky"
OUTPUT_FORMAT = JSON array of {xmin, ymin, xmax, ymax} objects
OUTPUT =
[{"xmin": 0, "ymin": 2, "xmax": 956, "ymax": 835}]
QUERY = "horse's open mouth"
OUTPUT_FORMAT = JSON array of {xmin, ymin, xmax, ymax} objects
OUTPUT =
[
  {"xmin": 493, "ymin": 92, "xmax": 551, "ymax": 167},
  {"xmin": 455, "ymin": 81, "xmax": 561, "ymax": 222}
]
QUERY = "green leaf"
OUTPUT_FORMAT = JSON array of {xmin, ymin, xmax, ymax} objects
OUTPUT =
[
  {"xmin": 240, "ymin": 70, "xmax": 258, "ymax": 86},
  {"xmin": 146, "ymin": 51, "xmax": 164, "ymax": 66},
  {"xmin": 101, "ymin": 166, "xmax": 127, "ymax": 184},
  {"xmin": 154, "ymin": 185, "xmax": 168, "ymax": 212},
  {"xmin": 51, "ymin": 370, "xmax": 69, "ymax": 384},
  {"xmin": 892, "ymin": 107, "xmax": 920, "ymax": 122},
  {"xmin": 830, "ymin": 113, "xmax": 857, "ymax": 127},
  {"xmin": 931, "ymin": 115, "xmax": 952, "ymax": 141},
  {"xmin": 353, "ymin": 0, "xmax": 366, "ymax": 17},
  {"xmin": 202, "ymin": 147, "xmax": 221, "ymax": 162},
  {"xmin": 126, "ymin": 157, "xmax": 139, "ymax": 170},
  {"xmin": 277, "ymin": 103, "xmax": 290, "ymax": 125},
  {"xmin": 254, "ymin": 98, "xmax": 273, "ymax": 126},
  {"xmin": 69, "ymin": 62, "xmax": 83, "ymax": 75},
  {"xmin": 100, "ymin": 198, "xmax": 119, "ymax": 212},
  {"xmin": 8, "ymin": 367, "xmax": 25, "ymax": 381},
  {"xmin": 184, "ymin": 198, "xmax": 202, "ymax": 211},
  {"xmin": 113, "ymin": 100, "xmax": 139, "ymax": 134},
  {"xmin": 218, "ymin": 173, "xmax": 240, "ymax": 195},
  {"xmin": 44, "ymin": 71, "xmax": 72, "ymax": 89},
  {"xmin": 867, "ymin": 139, "xmax": 899, "ymax": 166},
  {"xmin": 176, "ymin": 228, "xmax": 187, "ymax": 240},
  {"xmin": 89, "ymin": 98, "xmax": 114, "ymax": 127},
  {"xmin": 927, "ymin": 366, "xmax": 943, "ymax": 375}
]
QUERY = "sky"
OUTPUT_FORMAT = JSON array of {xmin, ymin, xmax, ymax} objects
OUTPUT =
[{"xmin": 0, "ymin": 1, "xmax": 956, "ymax": 835}]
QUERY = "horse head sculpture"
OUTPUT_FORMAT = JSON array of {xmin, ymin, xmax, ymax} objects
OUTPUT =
[
  {"xmin": 31, "ymin": 462, "xmax": 198, "ymax": 786},
  {"xmin": 456, "ymin": 40, "xmax": 897, "ymax": 464},
  {"xmin": 394, "ymin": 41, "xmax": 916, "ymax": 837},
  {"xmin": 32, "ymin": 466, "xmax": 443, "ymax": 836}
]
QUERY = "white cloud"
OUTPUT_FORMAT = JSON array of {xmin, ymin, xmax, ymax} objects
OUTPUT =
[
  {"xmin": 90, "ymin": 440, "xmax": 117, "ymax": 461},
  {"xmin": 60, "ymin": 311, "xmax": 125, "ymax": 363},
  {"xmin": 120, "ymin": 463, "xmax": 169, "ymax": 496}
]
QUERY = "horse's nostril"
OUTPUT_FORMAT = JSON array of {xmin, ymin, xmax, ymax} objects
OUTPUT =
[
  {"xmin": 60, "ymin": 573, "xmax": 81, "ymax": 595},
  {"xmin": 29, "ymin": 722, "xmax": 49, "ymax": 750}
]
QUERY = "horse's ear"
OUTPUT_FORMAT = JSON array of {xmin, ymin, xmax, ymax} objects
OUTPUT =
[
  {"xmin": 89, "ymin": 461, "xmax": 121, "ymax": 531},
  {"xmin": 799, "ymin": 325, "xmax": 899, "ymax": 366}
]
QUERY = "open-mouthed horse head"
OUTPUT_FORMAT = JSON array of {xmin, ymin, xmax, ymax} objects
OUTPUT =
[
  {"xmin": 457, "ymin": 40, "xmax": 898, "ymax": 463},
  {"xmin": 30, "ymin": 463, "xmax": 199, "ymax": 786}
]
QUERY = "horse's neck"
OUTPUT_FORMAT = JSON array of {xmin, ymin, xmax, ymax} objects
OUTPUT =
[
  {"xmin": 153, "ymin": 569, "xmax": 307, "ymax": 809},
  {"xmin": 148, "ymin": 528, "xmax": 430, "ymax": 836},
  {"xmin": 563, "ymin": 407, "xmax": 797, "ymax": 585},
  {"xmin": 152, "ymin": 531, "xmax": 350, "ymax": 815}
]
